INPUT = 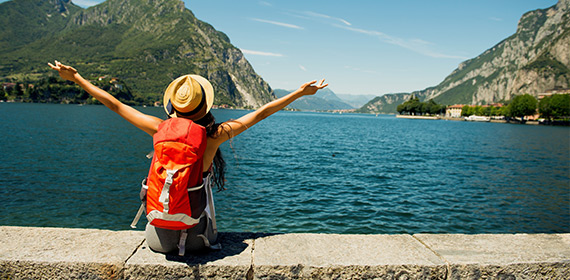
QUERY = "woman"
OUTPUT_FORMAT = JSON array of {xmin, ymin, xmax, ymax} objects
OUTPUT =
[{"xmin": 48, "ymin": 60, "xmax": 328, "ymax": 253}]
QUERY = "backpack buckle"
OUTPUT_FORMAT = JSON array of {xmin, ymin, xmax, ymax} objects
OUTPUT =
[{"xmin": 165, "ymin": 169, "xmax": 177, "ymax": 185}]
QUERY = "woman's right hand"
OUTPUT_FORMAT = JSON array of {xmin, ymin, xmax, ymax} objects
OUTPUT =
[{"xmin": 48, "ymin": 60, "xmax": 80, "ymax": 83}]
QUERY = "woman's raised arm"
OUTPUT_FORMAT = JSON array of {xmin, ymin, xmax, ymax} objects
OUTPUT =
[
  {"xmin": 48, "ymin": 60, "xmax": 163, "ymax": 136},
  {"xmin": 211, "ymin": 79, "xmax": 328, "ymax": 145}
]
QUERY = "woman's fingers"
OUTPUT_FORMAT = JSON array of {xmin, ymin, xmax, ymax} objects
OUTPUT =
[
  {"xmin": 48, "ymin": 60, "xmax": 63, "ymax": 71},
  {"xmin": 303, "ymin": 80, "xmax": 317, "ymax": 88},
  {"xmin": 317, "ymin": 79, "xmax": 328, "ymax": 89}
]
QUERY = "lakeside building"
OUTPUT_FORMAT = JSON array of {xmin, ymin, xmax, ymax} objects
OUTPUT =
[
  {"xmin": 538, "ymin": 89, "xmax": 570, "ymax": 99},
  {"xmin": 2, "ymin": 82, "xmax": 17, "ymax": 91},
  {"xmin": 446, "ymin": 103, "xmax": 504, "ymax": 119},
  {"xmin": 445, "ymin": 105, "xmax": 464, "ymax": 118}
]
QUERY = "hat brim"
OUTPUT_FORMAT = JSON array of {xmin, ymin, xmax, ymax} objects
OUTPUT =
[{"xmin": 163, "ymin": 74, "xmax": 214, "ymax": 121}]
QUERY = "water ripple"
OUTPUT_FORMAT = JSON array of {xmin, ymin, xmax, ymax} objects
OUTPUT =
[{"xmin": 0, "ymin": 104, "xmax": 568, "ymax": 234}]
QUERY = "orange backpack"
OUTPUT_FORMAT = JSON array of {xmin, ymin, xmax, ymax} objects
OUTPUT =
[{"xmin": 144, "ymin": 117, "xmax": 207, "ymax": 230}]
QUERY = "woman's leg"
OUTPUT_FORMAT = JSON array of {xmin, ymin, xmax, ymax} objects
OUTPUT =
[
  {"xmin": 145, "ymin": 223, "xmax": 179, "ymax": 253},
  {"xmin": 145, "ymin": 217, "xmax": 216, "ymax": 254}
]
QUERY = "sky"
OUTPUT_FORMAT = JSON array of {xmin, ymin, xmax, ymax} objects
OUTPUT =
[{"xmin": 3, "ymin": 0, "xmax": 560, "ymax": 96}]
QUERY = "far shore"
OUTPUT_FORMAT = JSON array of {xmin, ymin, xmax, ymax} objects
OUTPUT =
[{"xmin": 394, "ymin": 114, "xmax": 563, "ymax": 126}]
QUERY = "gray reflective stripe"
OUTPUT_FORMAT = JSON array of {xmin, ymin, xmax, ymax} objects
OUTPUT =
[
  {"xmin": 159, "ymin": 169, "xmax": 178, "ymax": 213},
  {"xmin": 147, "ymin": 210, "xmax": 201, "ymax": 226},
  {"xmin": 187, "ymin": 183, "xmax": 204, "ymax": 192},
  {"xmin": 178, "ymin": 229, "xmax": 188, "ymax": 256}
]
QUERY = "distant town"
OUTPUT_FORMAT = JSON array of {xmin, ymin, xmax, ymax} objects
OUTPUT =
[{"xmin": 394, "ymin": 89, "xmax": 570, "ymax": 125}]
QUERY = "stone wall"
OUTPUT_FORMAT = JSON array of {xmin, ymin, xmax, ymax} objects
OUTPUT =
[{"xmin": 1, "ymin": 226, "xmax": 569, "ymax": 279}]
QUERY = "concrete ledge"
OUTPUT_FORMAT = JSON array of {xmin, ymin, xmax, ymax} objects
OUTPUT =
[{"xmin": 1, "ymin": 226, "xmax": 569, "ymax": 279}]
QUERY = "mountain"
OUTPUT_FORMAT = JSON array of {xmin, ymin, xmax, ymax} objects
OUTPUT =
[
  {"xmin": 0, "ymin": 0, "xmax": 274, "ymax": 107},
  {"xmin": 274, "ymin": 88, "xmax": 354, "ymax": 111},
  {"xmin": 335, "ymin": 93, "xmax": 377, "ymax": 108},
  {"xmin": 0, "ymin": 0, "xmax": 82, "ymax": 53},
  {"xmin": 359, "ymin": 0, "xmax": 570, "ymax": 113}
]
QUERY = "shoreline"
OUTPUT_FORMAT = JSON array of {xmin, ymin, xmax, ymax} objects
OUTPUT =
[
  {"xmin": 1, "ymin": 226, "xmax": 569, "ymax": 279},
  {"xmin": 396, "ymin": 114, "xmax": 567, "ymax": 126},
  {"xmin": 2, "ymin": 102, "xmax": 567, "ymax": 126}
]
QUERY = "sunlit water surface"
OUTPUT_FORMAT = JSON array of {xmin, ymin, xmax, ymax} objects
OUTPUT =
[{"xmin": 1, "ymin": 103, "xmax": 568, "ymax": 234}]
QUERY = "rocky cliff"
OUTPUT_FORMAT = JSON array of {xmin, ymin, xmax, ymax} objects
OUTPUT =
[
  {"xmin": 360, "ymin": 0, "xmax": 569, "ymax": 113},
  {"xmin": 0, "ymin": 0, "xmax": 274, "ymax": 107}
]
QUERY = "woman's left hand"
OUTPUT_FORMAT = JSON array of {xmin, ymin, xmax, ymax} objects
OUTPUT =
[{"xmin": 298, "ymin": 79, "xmax": 328, "ymax": 96}]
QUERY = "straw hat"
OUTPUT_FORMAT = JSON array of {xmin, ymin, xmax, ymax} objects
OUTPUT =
[{"xmin": 163, "ymin": 74, "xmax": 214, "ymax": 120}]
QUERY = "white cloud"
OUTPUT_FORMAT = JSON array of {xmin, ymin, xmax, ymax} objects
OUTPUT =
[
  {"xmin": 410, "ymin": 38, "xmax": 434, "ymax": 46},
  {"xmin": 299, "ymin": 65, "xmax": 307, "ymax": 71},
  {"xmin": 250, "ymin": 18, "xmax": 304, "ymax": 30},
  {"xmin": 259, "ymin": 1, "xmax": 272, "ymax": 7},
  {"xmin": 334, "ymin": 24, "xmax": 468, "ymax": 60},
  {"xmin": 335, "ymin": 25, "xmax": 387, "ymax": 38},
  {"xmin": 490, "ymin": 17, "xmax": 503, "ymax": 22},
  {"xmin": 302, "ymin": 11, "xmax": 352, "ymax": 26},
  {"xmin": 241, "ymin": 49, "xmax": 284, "ymax": 57}
]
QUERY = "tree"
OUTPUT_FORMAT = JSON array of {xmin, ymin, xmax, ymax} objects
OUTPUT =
[
  {"xmin": 461, "ymin": 105, "xmax": 470, "ymax": 117},
  {"xmin": 539, "ymin": 94, "xmax": 570, "ymax": 120},
  {"xmin": 396, "ymin": 103, "xmax": 405, "ymax": 115},
  {"xmin": 0, "ymin": 88, "xmax": 6, "ymax": 101},
  {"xmin": 427, "ymin": 99, "xmax": 444, "ymax": 115},
  {"xmin": 509, "ymin": 94, "xmax": 537, "ymax": 121},
  {"xmin": 397, "ymin": 95, "xmax": 421, "ymax": 115},
  {"xmin": 490, "ymin": 106, "xmax": 501, "ymax": 116},
  {"xmin": 500, "ymin": 104, "xmax": 511, "ymax": 118},
  {"xmin": 473, "ymin": 105, "xmax": 484, "ymax": 116},
  {"xmin": 482, "ymin": 106, "xmax": 493, "ymax": 116},
  {"xmin": 15, "ymin": 84, "xmax": 24, "ymax": 97},
  {"xmin": 549, "ymin": 94, "xmax": 570, "ymax": 118},
  {"xmin": 405, "ymin": 96, "xmax": 421, "ymax": 115},
  {"xmin": 396, "ymin": 96, "xmax": 444, "ymax": 116},
  {"xmin": 540, "ymin": 95, "xmax": 554, "ymax": 120}
]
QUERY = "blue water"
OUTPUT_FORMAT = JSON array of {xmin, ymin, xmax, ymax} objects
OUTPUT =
[{"xmin": 1, "ymin": 103, "xmax": 569, "ymax": 234}]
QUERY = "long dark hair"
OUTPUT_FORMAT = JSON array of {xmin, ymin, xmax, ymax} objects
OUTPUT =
[{"xmin": 195, "ymin": 112, "xmax": 226, "ymax": 191}]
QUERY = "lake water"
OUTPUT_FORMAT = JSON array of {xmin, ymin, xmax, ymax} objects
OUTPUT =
[{"xmin": 0, "ymin": 103, "xmax": 568, "ymax": 234}]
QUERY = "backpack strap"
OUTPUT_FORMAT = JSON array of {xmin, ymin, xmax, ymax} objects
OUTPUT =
[
  {"xmin": 159, "ymin": 169, "xmax": 178, "ymax": 213},
  {"xmin": 197, "ymin": 215, "xmax": 222, "ymax": 250},
  {"xmin": 130, "ymin": 178, "xmax": 150, "ymax": 228},
  {"xmin": 178, "ymin": 229, "xmax": 188, "ymax": 256},
  {"xmin": 205, "ymin": 172, "xmax": 218, "ymax": 235},
  {"xmin": 187, "ymin": 183, "xmax": 204, "ymax": 192},
  {"xmin": 130, "ymin": 203, "xmax": 146, "ymax": 229},
  {"xmin": 196, "ymin": 172, "xmax": 222, "ymax": 250}
]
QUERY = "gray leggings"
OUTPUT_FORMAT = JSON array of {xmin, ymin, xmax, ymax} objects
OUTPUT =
[{"xmin": 145, "ymin": 216, "xmax": 218, "ymax": 254}]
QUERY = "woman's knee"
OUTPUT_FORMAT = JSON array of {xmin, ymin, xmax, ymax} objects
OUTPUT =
[{"xmin": 145, "ymin": 223, "xmax": 179, "ymax": 253}]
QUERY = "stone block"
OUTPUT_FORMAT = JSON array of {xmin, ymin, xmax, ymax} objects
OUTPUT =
[
  {"xmin": 251, "ymin": 233, "xmax": 446, "ymax": 279},
  {"xmin": 0, "ymin": 226, "xmax": 144, "ymax": 280},
  {"xmin": 124, "ymin": 232, "xmax": 256, "ymax": 279},
  {"xmin": 414, "ymin": 233, "xmax": 570, "ymax": 280}
]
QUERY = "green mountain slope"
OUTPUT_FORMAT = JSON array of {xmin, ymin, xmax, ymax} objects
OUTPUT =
[
  {"xmin": 0, "ymin": 0, "xmax": 274, "ymax": 107},
  {"xmin": 359, "ymin": 0, "xmax": 569, "ymax": 113},
  {"xmin": 0, "ymin": 0, "xmax": 82, "ymax": 53}
]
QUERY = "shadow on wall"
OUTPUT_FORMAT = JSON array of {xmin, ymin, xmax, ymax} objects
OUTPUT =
[{"xmin": 163, "ymin": 232, "xmax": 279, "ymax": 265}]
